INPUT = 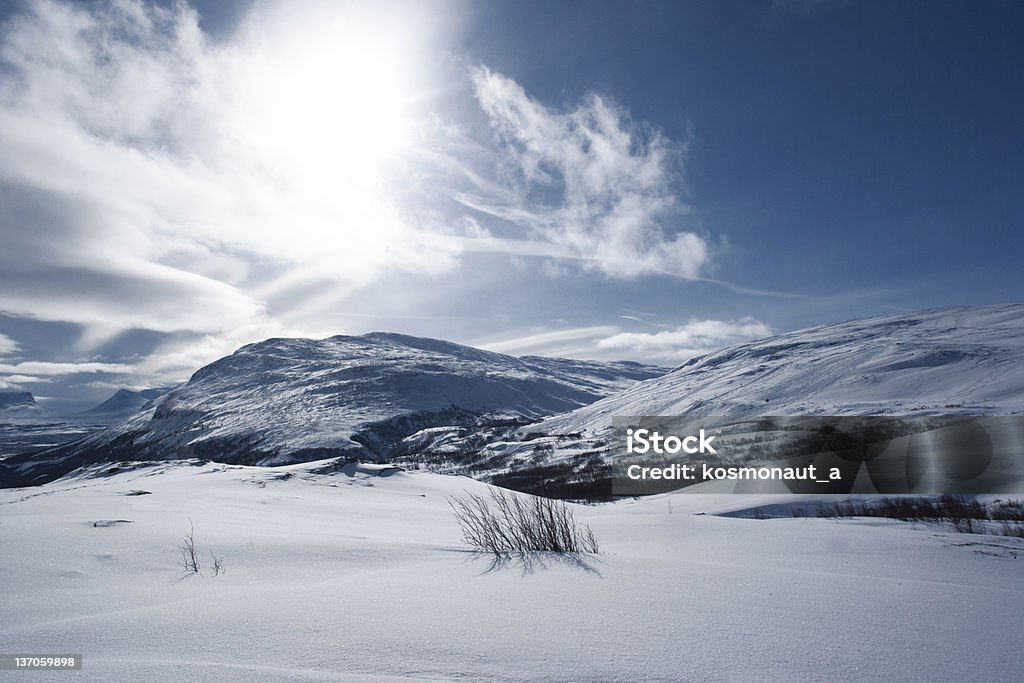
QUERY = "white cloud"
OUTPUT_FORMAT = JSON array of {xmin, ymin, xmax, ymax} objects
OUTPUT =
[
  {"xmin": 0, "ymin": 374, "xmax": 49, "ymax": 385},
  {"xmin": 69, "ymin": 380, "xmax": 162, "ymax": 392},
  {"xmin": 0, "ymin": 361, "xmax": 134, "ymax": 375},
  {"xmin": 479, "ymin": 326, "xmax": 621, "ymax": 358},
  {"xmin": 597, "ymin": 317, "xmax": 773, "ymax": 361},
  {"xmin": 0, "ymin": 360, "xmax": 134, "ymax": 390},
  {"xmin": 0, "ymin": 333, "xmax": 19, "ymax": 355},
  {"xmin": 0, "ymin": 2, "xmax": 734, "ymax": 393},
  {"xmin": 464, "ymin": 67, "xmax": 706, "ymax": 279},
  {"xmin": 0, "ymin": 0, "xmax": 458, "ymax": 349},
  {"xmin": 478, "ymin": 317, "xmax": 771, "ymax": 363}
]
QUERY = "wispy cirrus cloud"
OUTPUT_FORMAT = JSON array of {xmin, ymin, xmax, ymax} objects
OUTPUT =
[
  {"xmin": 597, "ymin": 317, "xmax": 773, "ymax": 362},
  {"xmin": 478, "ymin": 326, "xmax": 621, "ymax": 358},
  {"xmin": 0, "ymin": 0, "xmax": 458, "ymax": 376},
  {"xmin": 479, "ymin": 317, "xmax": 771, "ymax": 363},
  {"xmin": 0, "ymin": 1, "xmax": 739, "ymax": 399},
  {"xmin": 459, "ymin": 67, "xmax": 707, "ymax": 279},
  {"xmin": 0, "ymin": 361, "xmax": 135, "ymax": 376}
]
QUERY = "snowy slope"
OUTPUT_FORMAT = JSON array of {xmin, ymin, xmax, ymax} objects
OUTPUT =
[
  {"xmin": 540, "ymin": 303, "xmax": 1024, "ymax": 436},
  {"xmin": 0, "ymin": 460, "xmax": 1021, "ymax": 681},
  {"xmin": 403, "ymin": 305, "xmax": 1024, "ymax": 496},
  {"xmin": 0, "ymin": 333, "xmax": 662, "ymax": 486}
]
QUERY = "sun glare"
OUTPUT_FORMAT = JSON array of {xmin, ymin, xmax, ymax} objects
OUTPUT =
[
  {"xmin": 210, "ymin": 1, "xmax": 442, "ymax": 278},
  {"xmin": 230, "ymin": 6, "xmax": 419, "ymax": 184}
]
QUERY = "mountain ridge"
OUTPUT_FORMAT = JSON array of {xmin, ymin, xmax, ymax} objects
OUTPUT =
[
  {"xmin": 396, "ymin": 304, "xmax": 1024, "ymax": 497},
  {"xmin": 4, "ymin": 305, "xmax": 1022, "ymax": 492},
  {"xmin": 0, "ymin": 332, "xmax": 665, "ymax": 486},
  {"xmin": 541, "ymin": 303, "xmax": 1024, "ymax": 437}
]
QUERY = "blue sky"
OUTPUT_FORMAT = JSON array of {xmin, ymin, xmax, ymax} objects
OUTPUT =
[{"xmin": 0, "ymin": 0, "xmax": 1021, "ymax": 411}]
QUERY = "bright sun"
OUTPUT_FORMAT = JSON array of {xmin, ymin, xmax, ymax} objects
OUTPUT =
[
  {"xmin": 212, "ymin": 0, "xmax": 441, "ymax": 279},
  {"xmin": 225, "ymin": 2, "xmax": 428, "ymax": 189}
]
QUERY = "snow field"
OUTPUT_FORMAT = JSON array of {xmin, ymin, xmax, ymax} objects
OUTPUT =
[{"xmin": 2, "ymin": 461, "xmax": 1022, "ymax": 682}]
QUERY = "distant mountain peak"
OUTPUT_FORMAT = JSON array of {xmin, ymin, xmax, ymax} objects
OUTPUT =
[
  {"xmin": 80, "ymin": 387, "xmax": 172, "ymax": 421},
  {"xmin": 0, "ymin": 390, "xmax": 57, "ymax": 426},
  {"xmin": 0, "ymin": 391, "xmax": 37, "ymax": 409}
]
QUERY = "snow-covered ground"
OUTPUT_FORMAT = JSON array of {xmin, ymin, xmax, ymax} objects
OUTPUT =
[{"xmin": 2, "ymin": 461, "xmax": 1022, "ymax": 682}]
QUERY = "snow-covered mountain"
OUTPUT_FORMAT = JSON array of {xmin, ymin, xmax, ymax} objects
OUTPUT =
[
  {"xmin": 78, "ymin": 388, "xmax": 172, "ymax": 423},
  {"xmin": 0, "ymin": 391, "xmax": 56, "ymax": 423},
  {"xmin": 0, "ymin": 333, "xmax": 663, "ymax": 486},
  {"xmin": 408, "ymin": 304, "xmax": 1024, "ymax": 496},
  {"xmin": 542, "ymin": 303, "xmax": 1024, "ymax": 435},
  {"xmin": 4, "ymin": 305, "xmax": 1022, "ymax": 492}
]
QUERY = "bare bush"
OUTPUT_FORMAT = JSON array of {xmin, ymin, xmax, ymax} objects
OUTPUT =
[
  {"xmin": 179, "ymin": 520, "xmax": 200, "ymax": 574},
  {"xmin": 813, "ymin": 496, "xmax": 1024, "ymax": 538},
  {"xmin": 209, "ymin": 550, "xmax": 224, "ymax": 576},
  {"xmin": 449, "ymin": 488, "xmax": 599, "ymax": 554},
  {"xmin": 990, "ymin": 499, "xmax": 1024, "ymax": 521},
  {"xmin": 178, "ymin": 520, "xmax": 225, "ymax": 576},
  {"xmin": 1000, "ymin": 521, "xmax": 1024, "ymax": 539}
]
